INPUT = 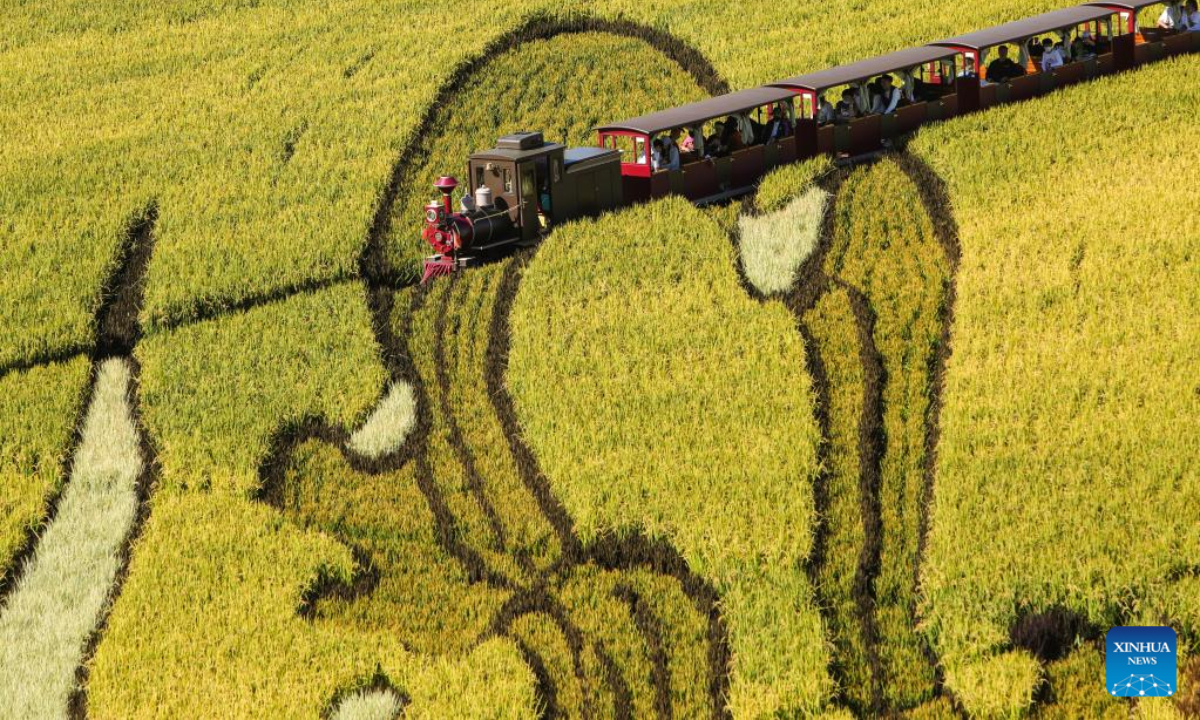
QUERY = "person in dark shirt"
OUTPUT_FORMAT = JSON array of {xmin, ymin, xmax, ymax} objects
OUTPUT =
[
  {"xmin": 835, "ymin": 88, "xmax": 859, "ymax": 124},
  {"xmin": 986, "ymin": 45, "xmax": 1027, "ymax": 83}
]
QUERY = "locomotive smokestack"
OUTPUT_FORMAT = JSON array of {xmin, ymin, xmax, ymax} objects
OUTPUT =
[{"xmin": 434, "ymin": 176, "xmax": 458, "ymax": 216}]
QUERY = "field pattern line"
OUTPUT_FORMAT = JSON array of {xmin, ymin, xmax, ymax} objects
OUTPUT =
[
  {"xmin": 892, "ymin": 148, "xmax": 963, "ymax": 699},
  {"xmin": 0, "ymin": 205, "xmax": 162, "ymax": 719}
]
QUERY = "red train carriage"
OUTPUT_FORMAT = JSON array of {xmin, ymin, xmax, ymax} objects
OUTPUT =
[
  {"xmin": 594, "ymin": 86, "xmax": 798, "ymax": 205},
  {"xmin": 418, "ymin": 1, "xmax": 1198, "ymax": 282}
]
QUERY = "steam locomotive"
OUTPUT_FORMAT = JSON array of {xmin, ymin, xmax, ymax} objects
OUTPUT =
[
  {"xmin": 421, "ymin": 1, "xmax": 1199, "ymax": 283},
  {"xmin": 420, "ymin": 131, "xmax": 622, "ymax": 282}
]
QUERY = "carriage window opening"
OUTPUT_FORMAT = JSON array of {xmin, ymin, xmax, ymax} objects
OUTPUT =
[
  {"xmin": 552, "ymin": 158, "xmax": 562, "ymax": 183},
  {"xmin": 604, "ymin": 134, "xmax": 649, "ymax": 165},
  {"xmin": 475, "ymin": 167, "xmax": 484, "ymax": 190},
  {"xmin": 502, "ymin": 168, "xmax": 512, "ymax": 193}
]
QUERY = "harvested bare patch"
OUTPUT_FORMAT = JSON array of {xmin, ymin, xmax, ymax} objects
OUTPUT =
[
  {"xmin": 739, "ymin": 185, "xmax": 828, "ymax": 296},
  {"xmin": 347, "ymin": 381, "xmax": 417, "ymax": 460},
  {"xmin": 0, "ymin": 358, "xmax": 141, "ymax": 716}
]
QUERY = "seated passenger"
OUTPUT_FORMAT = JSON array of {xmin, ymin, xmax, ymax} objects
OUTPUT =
[
  {"xmin": 765, "ymin": 103, "xmax": 794, "ymax": 141},
  {"xmin": 705, "ymin": 121, "xmax": 726, "ymax": 156},
  {"xmin": 650, "ymin": 138, "xmax": 665, "ymax": 171},
  {"xmin": 1073, "ymin": 30, "xmax": 1097, "ymax": 60},
  {"xmin": 866, "ymin": 80, "xmax": 883, "ymax": 112},
  {"xmin": 835, "ymin": 88, "xmax": 859, "ymax": 123},
  {"xmin": 872, "ymin": 75, "xmax": 904, "ymax": 114},
  {"xmin": 816, "ymin": 94, "xmax": 837, "ymax": 124},
  {"xmin": 1158, "ymin": 2, "xmax": 1182, "ymax": 29},
  {"xmin": 735, "ymin": 114, "xmax": 756, "ymax": 147},
  {"xmin": 1183, "ymin": 0, "xmax": 1200, "ymax": 30},
  {"xmin": 680, "ymin": 127, "xmax": 696, "ymax": 153},
  {"xmin": 1040, "ymin": 38, "xmax": 1065, "ymax": 71},
  {"xmin": 663, "ymin": 129, "xmax": 682, "ymax": 170},
  {"xmin": 986, "ymin": 45, "xmax": 1026, "ymax": 83},
  {"xmin": 957, "ymin": 57, "xmax": 978, "ymax": 78},
  {"xmin": 722, "ymin": 117, "xmax": 746, "ymax": 153}
]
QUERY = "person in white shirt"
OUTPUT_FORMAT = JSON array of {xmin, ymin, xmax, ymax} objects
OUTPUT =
[
  {"xmin": 736, "ymin": 114, "xmax": 756, "ymax": 147},
  {"xmin": 1158, "ymin": 2, "xmax": 1182, "ymax": 28},
  {"xmin": 816, "ymin": 94, "xmax": 837, "ymax": 124},
  {"xmin": 871, "ymin": 75, "xmax": 904, "ymax": 114},
  {"xmin": 1040, "ymin": 38, "xmax": 1065, "ymax": 71}
]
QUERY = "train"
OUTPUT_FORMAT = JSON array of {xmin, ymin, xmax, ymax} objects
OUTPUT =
[{"xmin": 421, "ymin": 0, "xmax": 1199, "ymax": 282}]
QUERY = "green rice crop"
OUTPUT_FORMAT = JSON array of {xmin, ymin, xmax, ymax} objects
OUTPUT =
[
  {"xmin": 383, "ymin": 31, "xmax": 708, "ymax": 273},
  {"xmin": 87, "ymin": 491, "xmax": 539, "ymax": 718},
  {"xmin": 509, "ymin": 197, "xmax": 831, "ymax": 716},
  {"xmin": 1, "ymin": 0, "xmax": 1071, "ymax": 366},
  {"xmin": 911, "ymin": 53, "xmax": 1200, "ymax": 716},
  {"xmin": 802, "ymin": 288, "xmax": 874, "ymax": 711},
  {"xmin": 0, "ymin": 358, "xmax": 142, "ymax": 717},
  {"xmin": 0, "ymin": 356, "xmax": 91, "ymax": 577},
  {"xmin": 826, "ymin": 159, "xmax": 950, "ymax": 709},
  {"xmin": 134, "ymin": 282, "xmax": 386, "ymax": 495},
  {"xmin": 756, "ymin": 156, "xmax": 834, "ymax": 215}
]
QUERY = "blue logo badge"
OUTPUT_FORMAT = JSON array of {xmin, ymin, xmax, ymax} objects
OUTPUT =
[{"xmin": 1106, "ymin": 626, "xmax": 1176, "ymax": 697}]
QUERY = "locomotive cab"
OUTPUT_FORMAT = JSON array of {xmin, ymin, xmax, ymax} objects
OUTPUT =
[
  {"xmin": 464, "ymin": 131, "xmax": 622, "ymax": 239},
  {"xmin": 421, "ymin": 131, "xmax": 621, "ymax": 283}
]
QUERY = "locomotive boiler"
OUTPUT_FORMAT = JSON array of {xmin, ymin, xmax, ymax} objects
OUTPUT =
[{"xmin": 421, "ymin": 131, "xmax": 622, "ymax": 282}]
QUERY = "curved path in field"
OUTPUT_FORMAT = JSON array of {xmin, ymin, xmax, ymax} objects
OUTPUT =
[{"xmin": 11, "ymin": 11, "xmax": 1191, "ymax": 718}]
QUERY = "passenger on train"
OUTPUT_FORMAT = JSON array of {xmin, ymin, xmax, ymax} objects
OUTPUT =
[
  {"xmin": 705, "ymin": 121, "xmax": 726, "ymax": 156},
  {"xmin": 722, "ymin": 116, "xmax": 746, "ymax": 153},
  {"xmin": 835, "ymin": 88, "xmax": 859, "ymax": 123},
  {"xmin": 680, "ymin": 127, "xmax": 697, "ymax": 153},
  {"xmin": 957, "ymin": 57, "xmax": 979, "ymax": 78},
  {"xmin": 1040, "ymin": 38, "xmax": 1065, "ymax": 71},
  {"xmin": 735, "ymin": 114, "xmax": 756, "ymax": 147},
  {"xmin": 1182, "ymin": 1, "xmax": 1200, "ymax": 30},
  {"xmin": 660, "ymin": 130, "xmax": 682, "ymax": 170},
  {"xmin": 1072, "ymin": 30, "xmax": 1097, "ymax": 60},
  {"xmin": 665, "ymin": 128, "xmax": 683, "ymax": 168},
  {"xmin": 1157, "ymin": 2, "xmax": 1182, "ymax": 29},
  {"xmin": 986, "ymin": 45, "xmax": 1027, "ymax": 83},
  {"xmin": 650, "ymin": 137, "xmax": 664, "ymax": 170},
  {"xmin": 765, "ymin": 103, "xmax": 794, "ymax": 141},
  {"xmin": 816, "ymin": 94, "xmax": 837, "ymax": 124},
  {"xmin": 872, "ymin": 75, "xmax": 904, "ymax": 114},
  {"xmin": 1028, "ymin": 37, "xmax": 1044, "ymax": 61}
]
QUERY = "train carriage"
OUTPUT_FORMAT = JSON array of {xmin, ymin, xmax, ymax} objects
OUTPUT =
[
  {"xmin": 418, "ymin": 2, "xmax": 1199, "ymax": 282},
  {"xmin": 594, "ymin": 86, "xmax": 798, "ymax": 205}
]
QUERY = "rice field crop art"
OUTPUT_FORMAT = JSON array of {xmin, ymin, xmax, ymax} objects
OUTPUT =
[{"xmin": 5, "ymin": 0, "xmax": 1200, "ymax": 716}]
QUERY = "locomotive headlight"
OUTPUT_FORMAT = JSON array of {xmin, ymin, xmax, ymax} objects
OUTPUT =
[{"xmin": 425, "ymin": 208, "xmax": 440, "ymax": 224}]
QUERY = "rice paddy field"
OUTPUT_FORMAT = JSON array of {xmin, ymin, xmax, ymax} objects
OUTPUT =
[{"xmin": 2, "ymin": 0, "xmax": 1198, "ymax": 717}]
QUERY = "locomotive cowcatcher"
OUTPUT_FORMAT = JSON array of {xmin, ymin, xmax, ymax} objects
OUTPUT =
[{"xmin": 421, "ymin": 131, "xmax": 621, "ymax": 283}]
